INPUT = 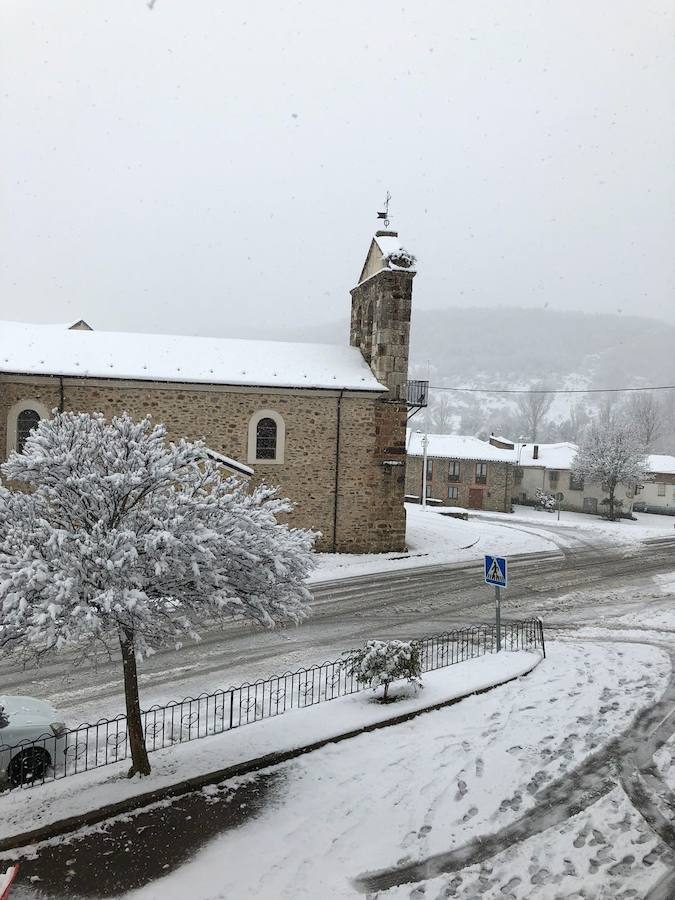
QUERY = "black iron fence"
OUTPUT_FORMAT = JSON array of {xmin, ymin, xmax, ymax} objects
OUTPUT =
[{"xmin": 0, "ymin": 618, "xmax": 544, "ymax": 791}]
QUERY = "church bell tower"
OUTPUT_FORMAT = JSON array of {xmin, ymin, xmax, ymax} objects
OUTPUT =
[{"xmin": 350, "ymin": 223, "xmax": 415, "ymax": 400}]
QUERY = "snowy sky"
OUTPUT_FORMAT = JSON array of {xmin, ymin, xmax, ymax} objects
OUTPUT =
[{"xmin": 1, "ymin": 0, "xmax": 674, "ymax": 337}]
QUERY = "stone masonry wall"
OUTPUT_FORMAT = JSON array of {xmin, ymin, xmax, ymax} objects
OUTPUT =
[
  {"xmin": 406, "ymin": 455, "xmax": 513, "ymax": 513},
  {"xmin": 350, "ymin": 269, "xmax": 414, "ymax": 402},
  {"xmin": 0, "ymin": 376, "xmax": 407, "ymax": 554}
]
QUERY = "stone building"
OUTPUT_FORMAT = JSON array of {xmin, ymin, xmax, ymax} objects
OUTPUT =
[
  {"xmin": 0, "ymin": 229, "xmax": 416, "ymax": 554},
  {"xmin": 406, "ymin": 433, "xmax": 514, "ymax": 512}
]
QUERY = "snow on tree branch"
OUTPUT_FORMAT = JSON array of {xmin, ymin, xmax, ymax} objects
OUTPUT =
[
  {"xmin": 571, "ymin": 417, "xmax": 648, "ymax": 520},
  {"xmin": 0, "ymin": 412, "xmax": 317, "ymax": 659}
]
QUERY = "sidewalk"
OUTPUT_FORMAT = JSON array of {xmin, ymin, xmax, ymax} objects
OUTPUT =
[{"xmin": 0, "ymin": 649, "xmax": 542, "ymax": 853}]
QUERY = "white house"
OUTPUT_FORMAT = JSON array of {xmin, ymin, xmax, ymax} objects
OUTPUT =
[
  {"xmin": 634, "ymin": 455, "xmax": 675, "ymax": 515},
  {"xmin": 490, "ymin": 437, "xmax": 637, "ymax": 516}
]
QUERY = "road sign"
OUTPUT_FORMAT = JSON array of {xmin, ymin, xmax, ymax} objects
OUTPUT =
[{"xmin": 484, "ymin": 555, "xmax": 507, "ymax": 588}]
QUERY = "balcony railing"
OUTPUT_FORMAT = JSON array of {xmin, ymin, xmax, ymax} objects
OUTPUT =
[{"xmin": 406, "ymin": 380, "xmax": 429, "ymax": 408}]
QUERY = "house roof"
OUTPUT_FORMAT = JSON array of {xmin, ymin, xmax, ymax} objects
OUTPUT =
[
  {"xmin": 648, "ymin": 454, "xmax": 675, "ymax": 475},
  {"xmin": 407, "ymin": 432, "xmax": 513, "ymax": 463},
  {"xmin": 515, "ymin": 442, "xmax": 578, "ymax": 469},
  {"xmin": 0, "ymin": 320, "xmax": 385, "ymax": 393}
]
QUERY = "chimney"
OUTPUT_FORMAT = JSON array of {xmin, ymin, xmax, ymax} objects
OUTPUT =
[{"xmin": 533, "ymin": 445, "xmax": 539, "ymax": 460}]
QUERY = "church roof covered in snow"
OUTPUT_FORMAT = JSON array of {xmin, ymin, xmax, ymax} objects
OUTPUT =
[{"xmin": 0, "ymin": 320, "xmax": 386, "ymax": 392}]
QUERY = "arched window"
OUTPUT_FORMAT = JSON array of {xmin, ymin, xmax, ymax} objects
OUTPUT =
[
  {"xmin": 256, "ymin": 417, "xmax": 277, "ymax": 460},
  {"xmin": 16, "ymin": 409, "xmax": 41, "ymax": 453},
  {"xmin": 247, "ymin": 410, "xmax": 285, "ymax": 465}
]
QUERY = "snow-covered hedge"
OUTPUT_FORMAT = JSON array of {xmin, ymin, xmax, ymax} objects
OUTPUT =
[{"xmin": 344, "ymin": 639, "xmax": 422, "ymax": 701}]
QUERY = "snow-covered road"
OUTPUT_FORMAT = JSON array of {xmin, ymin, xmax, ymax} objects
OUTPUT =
[{"xmin": 2, "ymin": 508, "xmax": 675, "ymax": 899}]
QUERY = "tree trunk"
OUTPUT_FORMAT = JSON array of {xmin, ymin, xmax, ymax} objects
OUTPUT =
[
  {"xmin": 119, "ymin": 629, "xmax": 151, "ymax": 777},
  {"xmin": 382, "ymin": 682, "xmax": 389, "ymax": 702},
  {"xmin": 608, "ymin": 485, "xmax": 616, "ymax": 521}
]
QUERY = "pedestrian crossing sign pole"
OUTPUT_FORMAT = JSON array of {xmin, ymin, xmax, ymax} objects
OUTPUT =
[{"xmin": 484, "ymin": 555, "xmax": 507, "ymax": 651}]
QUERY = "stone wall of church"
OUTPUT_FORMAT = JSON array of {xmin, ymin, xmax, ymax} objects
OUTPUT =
[{"xmin": 0, "ymin": 376, "xmax": 407, "ymax": 554}]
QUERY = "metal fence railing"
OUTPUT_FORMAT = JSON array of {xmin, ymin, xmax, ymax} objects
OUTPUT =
[{"xmin": 0, "ymin": 618, "xmax": 545, "ymax": 791}]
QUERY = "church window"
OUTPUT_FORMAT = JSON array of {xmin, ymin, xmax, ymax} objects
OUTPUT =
[
  {"xmin": 16, "ymin": 409, "xmax": 41, "ymax": 453},
  {"xmin": 247, "ymin": 410, "xmax": 285, "ymax": 465},
  {"xmin": 7, "ymin": 399, "xmax": 50, "ymax": 456},
  {"xmin": 256, "ymin": 418, "xmax": 277, "ymax": 459}
]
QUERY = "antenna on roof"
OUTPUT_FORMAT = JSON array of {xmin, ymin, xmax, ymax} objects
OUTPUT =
[{"xmin": 377, "ymin": 191, "xmax": 392, "ymax": 228}]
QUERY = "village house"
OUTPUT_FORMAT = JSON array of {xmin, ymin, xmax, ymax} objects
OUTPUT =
[
  {"xmin": 406, "ymin": 432, "xmax": 514, "ymax": 512},
  {"xmin": 632, "ymin": 454, "xmax": 675, "ymax": 515},
  {"xmin": 0, "ymin": 228, "xmax": 417, "ymax": 554},
  {"xmin": 491, "ymin": 437, "xmax": 642, "ymax": 516}
]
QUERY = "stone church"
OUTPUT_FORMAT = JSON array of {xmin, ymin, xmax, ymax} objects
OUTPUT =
[{"xmin": 0, "ymin": 229, "xmax": 416, "ymax": 553}]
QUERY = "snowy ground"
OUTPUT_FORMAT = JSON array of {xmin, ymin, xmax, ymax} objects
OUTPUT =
[
  {"xmin": 97, "ymin": 640, "xmax": 670, "ymax": 900},
  {"xmin": 311, "ymin": 504, "xmax": 558, "ymax": 584},
  {"xmin": 310, "ymin": 503, "xmax": 675, "ymax": 583},
  {"xmin": 0, "ymin": 650, "xmax": 541, "ymax": 847}
]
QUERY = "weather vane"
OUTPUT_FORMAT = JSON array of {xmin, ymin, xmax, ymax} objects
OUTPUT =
[{"xmin": 377, "ymin": 191, "xmax": 392, "ymax": 228}]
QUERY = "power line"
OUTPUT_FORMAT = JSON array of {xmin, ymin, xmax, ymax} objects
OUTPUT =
[{"xmin": 428, "ymin": 383, "xmax": 675, "ymax": 395}]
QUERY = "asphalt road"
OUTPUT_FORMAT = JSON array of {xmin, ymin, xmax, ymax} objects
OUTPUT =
[{"xmin": 2, "ymin": 534, "xmax": 675, "ymax": 724}]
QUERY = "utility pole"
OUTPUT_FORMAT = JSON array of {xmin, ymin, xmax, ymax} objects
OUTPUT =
[{"xmin": 421, "ymin": 430, "xmax": 429, "ymax": 509}]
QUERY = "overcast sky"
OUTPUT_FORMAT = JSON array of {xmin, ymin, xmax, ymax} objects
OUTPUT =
[{"xmin": 1, "ymin": 0, "xmax": 674, "ymax": 338}]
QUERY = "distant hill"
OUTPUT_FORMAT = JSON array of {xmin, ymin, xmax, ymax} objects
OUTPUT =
[
  {"xmin": 240, "ymin": 307, "xmax": 675, "ymax": 448},
  {"xmin": 241, "ymin": 306, "xmax": 675, "ymax": 391}
]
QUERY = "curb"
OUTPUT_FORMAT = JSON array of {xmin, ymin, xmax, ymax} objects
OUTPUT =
[{"xmin": 0, "ymin": 655, "xmax": 542, "ymax": 855}]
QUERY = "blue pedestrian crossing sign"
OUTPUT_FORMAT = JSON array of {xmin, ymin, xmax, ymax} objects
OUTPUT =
[{"xmin": 484, "ymin": 555, "xmax": 507, "ymax": 588}]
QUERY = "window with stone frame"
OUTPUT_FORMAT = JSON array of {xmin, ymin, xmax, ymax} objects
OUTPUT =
[
  {"xmin": 475, "ymin": 462, "xmax": 488, "ymax": 484},
  {"xmin": 448, "ymin": 486, "xmax": 459, "ymax": 500},
  {"xmin": 16, "ymin": 408, "xmax": 41, "ymax": 454},
  {"xmin": 548, "ymin": 470, "xmax": 559, "ymax": 487},
  {"xmin": 255, "ymin": 417, "xmax": 277, "ymax": 460},
  {"xmin": 448, "ymin": 460, "xmax": 461, "ymax": 482}
]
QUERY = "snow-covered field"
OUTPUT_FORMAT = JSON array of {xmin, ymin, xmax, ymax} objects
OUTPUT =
[{"xmin": 114, "ymin": 640, "xmax": 671, "ymax": 900}]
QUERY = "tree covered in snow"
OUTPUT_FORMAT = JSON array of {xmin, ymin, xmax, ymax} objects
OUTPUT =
[
  {"xmin": 0, "ymin": 412, "xmax": 316, "ymax": 776},
  {"xmin": 344, "ymin": 639, "xmax": 422, "ymax": 701},
  {"xmin": 571, "ymin": 417, "xmax": 648, "ymax": 521}
]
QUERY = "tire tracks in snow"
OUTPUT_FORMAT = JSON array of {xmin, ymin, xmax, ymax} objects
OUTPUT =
[{"xmin": 354, "ymin": 642, "xmax": 675, "ymax": 894}]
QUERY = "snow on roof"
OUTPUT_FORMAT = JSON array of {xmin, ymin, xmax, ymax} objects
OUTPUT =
[
  {"xmin": 204, "ymin": 448, "xmax": 254, "ymax": 478},
  {"xmin": 407, "ymin": 432, "xmax": 514, "ymax": 463},
  {"xmin": 0, "ymin": 320, "xmax": 385, "ymax": 392},
  {"xmin": 515, "ymin": 442, "xmax": 578, "ymax": 469},
  {"xmin": 648, "ymin": 454, "xmax": 675, "ymax": 475}
]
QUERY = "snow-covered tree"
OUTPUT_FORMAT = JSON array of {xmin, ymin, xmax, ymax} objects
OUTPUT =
[
  {"xmin": 0, "ymin": 412, "xmax": 316, "ymax": 776},
  {"xmin": 571, "ymin": 418, "xmax": 648, "ymax": 521},
  {"xmin": 344, "ymin": 639, "xmax": 422, "ymax": 701}
]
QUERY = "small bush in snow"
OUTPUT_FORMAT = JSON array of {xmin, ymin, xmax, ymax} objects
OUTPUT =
[{"xmin": 345, "ymin": 639, "xmax": 422, "ymax": 701}]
